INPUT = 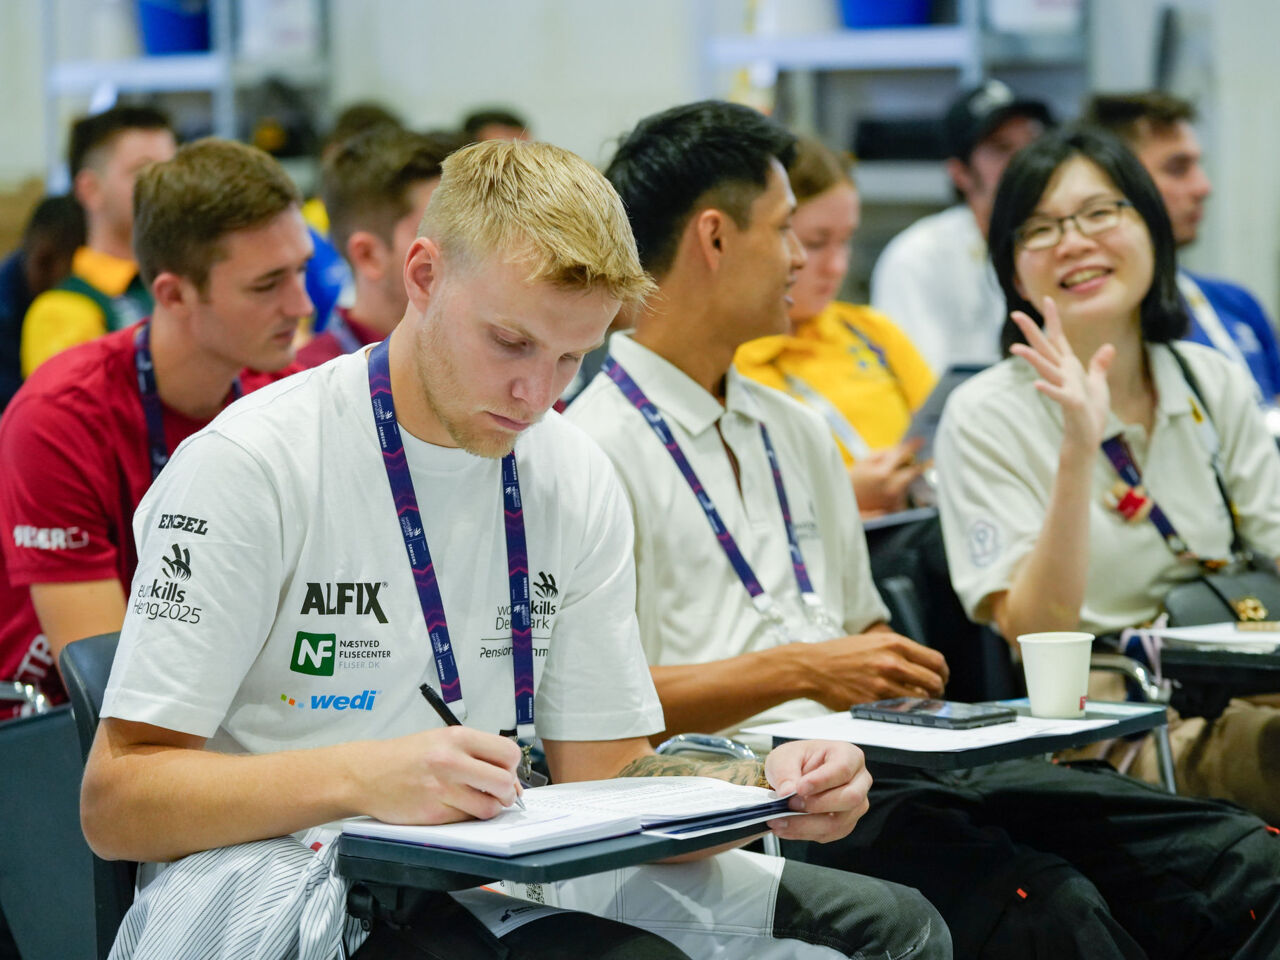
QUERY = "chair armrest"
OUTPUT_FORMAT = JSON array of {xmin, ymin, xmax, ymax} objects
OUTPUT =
[
  {"xmin": 1090, "ymin": 652, "xmax": 1168, "ymax": 704},
  {"xmin": 655, "ymin": 733, "xmax": 758, "ymax": 761}
]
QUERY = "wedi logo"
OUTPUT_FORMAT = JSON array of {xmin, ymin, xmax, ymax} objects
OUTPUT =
[
  {"xmin": 162, "ymin": 544, "xmax": 192, "ymax": 581},
  {"xmin": 280, "ymin": 689, "xmax": 379, "ymax": 711}
]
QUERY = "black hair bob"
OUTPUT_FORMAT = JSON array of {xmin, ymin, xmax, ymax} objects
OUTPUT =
[{"xmin": 989, "ymin": 126, "xmax": 1187, "ymax": 356}]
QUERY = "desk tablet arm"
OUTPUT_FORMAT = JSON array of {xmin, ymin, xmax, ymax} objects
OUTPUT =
[{"xmin": 0, "ymin": 681, "xmax": 51, "ymax": 717}]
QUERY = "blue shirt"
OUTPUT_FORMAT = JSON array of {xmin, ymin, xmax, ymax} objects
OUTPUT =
[
  {"xmin": 0, "ymin": 250, "xmax": 31, "ymax": 411},
  {"xmin": 1182, "ymin": 270, "xmax": 1280, "ymax": 400}
]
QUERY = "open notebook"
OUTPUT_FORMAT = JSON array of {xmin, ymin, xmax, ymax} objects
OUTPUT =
[{"xmin": 342, "ymin": 776, "xmax": 796, "ymax": 857}]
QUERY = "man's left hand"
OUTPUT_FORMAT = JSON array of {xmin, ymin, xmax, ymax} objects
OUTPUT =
[{"xmin": 762, "ymin": 739, "xmax": 870, "ymax": 844}]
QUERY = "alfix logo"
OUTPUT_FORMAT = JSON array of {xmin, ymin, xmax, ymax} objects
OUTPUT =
[
  {"xmin": 280, "ymin": 689, "xmax": 378, "ymax": 711},
  {"xmin": 291, "ymin": 631, "xmax": 336, "ymax": 676},
  {"xmin": 300, "ymin": 582, "xmax": 388, "ymax": 623},
  {"xmin": 162, "ymin": 544, "xmax": 192, "ymax": 581},
  {"xmin": 534, "ymin": 571, "xmax": 558, "ymax": 599}
]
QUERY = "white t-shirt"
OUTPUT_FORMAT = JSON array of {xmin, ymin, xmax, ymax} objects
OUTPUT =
[
  {"xmin": 935, "ymin": 341, "xmax": 1280, "ymax": 636},
  {"xmin": 102, "ymin": 350, "xmax": 664, "ymax": 752},
  {"xmin": 567, "ymin": 333, "xmax": 888, "ymax": 743},
  {"xmin": 870, "ymin": 204, "xmax": 1005, "ymax": 374}
]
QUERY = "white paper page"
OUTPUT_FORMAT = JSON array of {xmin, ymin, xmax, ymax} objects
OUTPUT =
[
  {"xmin": 342, "ymin": 804, "xmax": 637, "ymax": 856},
  {"xmin": 529, "ymin": 777, "xmax": 792, "ymax": 824},
  {"xmin": 742, "ymin": 712, "xmax": 1118, "ymax": 752},
  {"xmin": 1148, "ymin": 621, "xmax": 1280, "ymax": 650}
]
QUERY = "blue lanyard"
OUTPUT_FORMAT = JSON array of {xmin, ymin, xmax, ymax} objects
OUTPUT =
[
  {"xmin": 326, "ymin": 307, "xmax": 364, "ymax": 355},
  {"xmin": 1100, "ymin": 436, "xmax": 1193, "ymax": 559},
  {"xmin": 604, "ymin": 356, "xmax": 835, "ymax": 630},
  {"xmin": 839, "ymin": 319, "xmax": 888, "ymax": 371},
  {"xmin": 366, "ymin": 337, "xmax": 534, "ymax": 735},
  {"xmin": 134, "ymin": 322, "xmax": 240, "ymax": 481}
]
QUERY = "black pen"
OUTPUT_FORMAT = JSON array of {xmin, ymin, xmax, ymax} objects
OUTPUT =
[{"xmin": 420, "ymin": 683, "xmax": 527, "ymax": 811}]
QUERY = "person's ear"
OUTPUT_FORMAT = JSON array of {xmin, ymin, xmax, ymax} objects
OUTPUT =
[
  {"xmin": 345, "ymin": 230, "xmax": 387, "ymax": 282},
  {"xmin": 945, "ymin": 157, "xmax": 974, "ymax": 198},
  {"xmin": 72, "ymin": 168, "xmax": 100, "ymax": 214},
  {"xmin": 151, "ymin": 271, "xmax": 190, "ymax": 316},
  {"xmin": 403, "ymin": 237, "xmax": 442, "ymax": 312},
  {"xmin": 692, "ymin": 208, "xmax": 729, "ymax": 270}
]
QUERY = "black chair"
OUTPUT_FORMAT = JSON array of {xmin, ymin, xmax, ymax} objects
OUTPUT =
[
  {"xmin": 865, "ymin": 509, "xmax": 1022, "ymax": 702},
  {"xmin": 59, "ymin": 632, "xmax": 135, "ymax": 960},
  {"xmin": 0, "ymin": 705, "xmax": 97, "ymax": 960}
]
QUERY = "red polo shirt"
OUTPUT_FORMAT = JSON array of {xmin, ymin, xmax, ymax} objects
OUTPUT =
[{"xmin": 0, "ymin": 323, "xmax": 286, "ymax": 714}]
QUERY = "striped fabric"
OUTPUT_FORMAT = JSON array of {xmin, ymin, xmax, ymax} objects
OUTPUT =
[{"xmin": 108, "ymin": 828, "xmax": 366, "ymax": 960}]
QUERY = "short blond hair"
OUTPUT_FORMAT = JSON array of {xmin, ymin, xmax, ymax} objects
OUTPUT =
[{"xmin": 421, "ymin": 140, "xmax": 654, "ymax": 304}]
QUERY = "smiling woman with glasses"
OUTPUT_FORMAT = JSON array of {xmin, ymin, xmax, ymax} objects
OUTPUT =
[{"xmin": 931, "ymin": 126, "xmax": 1280, "ymax": 825}]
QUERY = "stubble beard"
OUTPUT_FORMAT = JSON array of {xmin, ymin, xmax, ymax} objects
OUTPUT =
[{"xmin": 415, "ymin": 318, "xmax": 519, "ymax": 460}]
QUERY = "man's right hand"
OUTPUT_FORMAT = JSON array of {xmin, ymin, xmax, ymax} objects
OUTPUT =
[
  {"xmin": 354, "ymin": 725, "xmax": 524, "ymax": 825},
  {"xmin": 800, "ymin": 631, "xmax": 949, "ymax": 710}
]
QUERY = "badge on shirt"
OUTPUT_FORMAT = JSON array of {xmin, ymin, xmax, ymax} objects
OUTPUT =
[
  {"xmin": 967, "ymin": 519, "xmax": 1001, "ymax": 568},
  {"xmin": 1103, "ymin": 481, "xmax": 1154, "ymax": 524}
]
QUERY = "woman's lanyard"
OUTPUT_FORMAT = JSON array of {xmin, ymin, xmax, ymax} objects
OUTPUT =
[
  {"xmin": 326, "ymin": 307, "xmax": 364, "ymax": 356},
  {"xmin": 366, "ymin": 337, "xmax": 535, "ymax": 739},
  {"xmin": 1099, "ymin": 349, "xmax": 1242, "ymax": 565},
  {"xmin": 603, "ymin": 356, "xmax": 842, "ymax": 640},
  {"xmin": 782, "ymin": 375, "xmax": 873, "ymax": 460},
  {"xmin": 134, "ymin": 321, "xmax": 241, "ymax": 481}
]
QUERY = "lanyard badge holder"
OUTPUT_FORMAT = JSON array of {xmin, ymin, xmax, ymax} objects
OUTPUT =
[
  {"xmin": 605, "ymin": 357, "xmax": 844, "ymax": 646},
  {"xmin": 367, "ymin": 338, "xmax": 542, "ymax": 780}
]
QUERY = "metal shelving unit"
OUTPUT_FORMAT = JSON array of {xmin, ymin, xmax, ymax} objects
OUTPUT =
[{"xmin": 40, "ymin": 0, "xmax": 330, "ymax": 187}]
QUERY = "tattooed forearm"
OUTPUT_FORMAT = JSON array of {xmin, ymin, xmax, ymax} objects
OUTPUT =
[{"xmin": 617, "ymin": 754, "xmax": 766, "ymax": 786}]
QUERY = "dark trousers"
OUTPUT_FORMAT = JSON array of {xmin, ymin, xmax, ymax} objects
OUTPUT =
[
  {"xmin": 352, "ymin": 892, "xmax": 691, "ymax": 960},
  {"xmin": 786, "ymin": 759, "xmax": 1280, "ymax": 960}
]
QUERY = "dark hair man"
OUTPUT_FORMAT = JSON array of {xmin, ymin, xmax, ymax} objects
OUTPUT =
[
  {"xmin": 462, "ymin": 107, "xmax": 532, "ymax": 142},
  {"xmin": 297, "ymin": 126, "xmax": 452, "ymax": 366},
  {"xmin": 570, "ymin": 98, "xmax": 1280, "ymax": 960},
  {"xmin": 871, "ymin": 80, "xmax": 1052, "ymax": 374},
  {"xmin": 20, "ymin": 105, "xmax": 176, "ymax": 375},
  {"xmin": 1084, "ymin": 91, "xmax": 1280, "ymax": 402},
  {"xmin": 0, "ymin": 139, "xmax": 311, "ymax": 717}
]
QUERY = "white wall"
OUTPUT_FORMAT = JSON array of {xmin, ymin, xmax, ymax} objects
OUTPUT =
[
  {"xmin": 329, "ymin": 0, "xmax": 742, "ymax": 168},
  {"xmin": 1090, "ymin": 0, "xmax": 1280, "ymax": 318},
  {"xmin": 0, "ymin": 0, "xmax": 48, "ymax": 189}
]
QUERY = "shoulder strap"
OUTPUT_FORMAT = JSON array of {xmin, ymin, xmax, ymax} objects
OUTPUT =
[
  {"xmin": 1166, "ymin": 344, "xmax": 1247, "ymax": 558},
  {"xmin": 54, "ymin": 274, "xmax": 116, "ymax": 322}
]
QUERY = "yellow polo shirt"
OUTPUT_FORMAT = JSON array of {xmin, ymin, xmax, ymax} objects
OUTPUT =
[
  {"xmin": 734, "ymin": 301, "xmax": 936, "ymax": 465},
  {"xmin": 21, "ymin": 247, "xmax": 144, "ymax": 377}
]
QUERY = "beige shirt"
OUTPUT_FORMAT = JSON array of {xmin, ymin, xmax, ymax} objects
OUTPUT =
[
  {"xmin": 936, "ymin": 341, "xmax": 1280, "ymax": 636},
  {"xmin": 870, "ymin": 204, "xmax": 1005, "ymax": 374},
  {"xmin": 567, "ymin": 333, "xmax": 888, "ymax": 745}
]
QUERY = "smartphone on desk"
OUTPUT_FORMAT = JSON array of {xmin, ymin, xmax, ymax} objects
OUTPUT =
[{"xmin": 849, "ymin": 698, "xmax": 1017, "ymax": 730}]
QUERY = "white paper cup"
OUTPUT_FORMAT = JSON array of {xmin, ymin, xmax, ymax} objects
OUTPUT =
[{"xmin": 1018, "ymin": 631, "xmax": 1094, "ymax": 718}]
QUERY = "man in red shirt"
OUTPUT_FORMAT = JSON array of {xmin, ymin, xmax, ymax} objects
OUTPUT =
[
  {"xmin": 296, "ymin": 126, "xmax": 449, "ymax": 367},
  {"xmin": 0, "ymin": 138, "xmax": 312, "ymax": 714}
]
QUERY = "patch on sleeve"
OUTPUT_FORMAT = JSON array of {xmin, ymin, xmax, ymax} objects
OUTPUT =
[{"xmin": 967, "ymin": 519, "xmax": 1001, "ymax": 568}]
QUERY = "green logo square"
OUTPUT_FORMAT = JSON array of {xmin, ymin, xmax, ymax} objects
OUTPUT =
[{"xmin": 291, "ymin": 631, "xmax": 336, "ymax": 676}]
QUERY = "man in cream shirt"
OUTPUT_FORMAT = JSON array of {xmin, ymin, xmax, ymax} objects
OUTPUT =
[{"xmin": 571, "ymin": 98, "xmax": 1280, "ymax": 960}]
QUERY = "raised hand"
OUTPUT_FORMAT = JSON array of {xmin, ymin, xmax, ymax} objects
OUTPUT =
[
  {"xmin": 763, "ymin": 739, "xmax": 871, "ymax": 843},
  {"xmin": 1008, "ymin": 296, "xmax": 1113, "ymax": 455}
]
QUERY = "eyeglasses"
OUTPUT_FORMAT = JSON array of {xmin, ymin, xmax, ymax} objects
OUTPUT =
[{"xmin": 1015, "ymin": 199, "xmax": 1134, "ymax": 251}]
